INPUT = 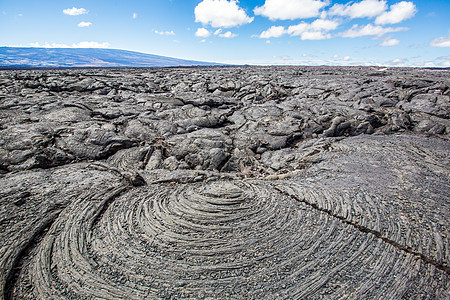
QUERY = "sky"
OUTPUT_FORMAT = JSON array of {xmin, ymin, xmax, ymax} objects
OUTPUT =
[{"xmin": 1, "ymin": 0, "xmax": 449, "ymax": 67}]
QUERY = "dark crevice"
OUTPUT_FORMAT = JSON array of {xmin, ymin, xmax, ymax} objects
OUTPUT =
[
  {"xmin": 218, "ymin": 154, "xmax": 232, "ymax": 172},
  {"xmin": 285, "ymin": 133, "xmax": 304, "ymax": 148},
  {"xmin": 274, "ymin": 186, "xmax": 450, "ymax": 275},
  {"xmin": 4, "ymin": 217, "xmax": 57, "ymax": 300},
  {"xmin": 140, "ymin": 147, "xmax": 154, "ymax": 170},
  {"xmin": 63, "ymin": 102, "xmax": 93, "ymax": 112}
]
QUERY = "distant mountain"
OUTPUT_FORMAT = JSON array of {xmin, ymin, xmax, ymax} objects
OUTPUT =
[{"xmin": 0, "ymin": 47, "xmax": 222, "ymax": 68}]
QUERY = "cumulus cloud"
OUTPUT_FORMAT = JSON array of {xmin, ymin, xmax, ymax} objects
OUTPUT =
[
  {"xmin": 259, "ymin": 26, "xmax": 286, "ymax": 38},
  {"xmin": 387, "ymin": 58, "xmax": 407, "ymax": 66},
  {"xmin": 375, "ymin": 1, "xmax": 416, "ymax": 25},
  {"xmin": 154, "ymin": 30, "xmax": 175, "ymax": 36},
  {"xmin": 285, "ymin": 24, "xmax": 307, "ymax": 36},
  {"xmin": 219, "ymin": 31, "xmax": 237, "ymax": 38},
  {"xmin": 440, "ymin": 60, "xmax": 450, "ymax": 67},
  {"xmin": 78, "ymin": 21, "xmax": 92, "ymax": 27},
  {"xmin": 63, "ymin": 7, "xmax": 88, "ymax": 16},
  {"xmin": 343, "ymin": 56, "xmax": 351, "ymax": 60},
  {"xmin": 133, "ymin": 12, "xmax": 138, "ymax": 19},
  {"xmin": 195, "ymin": 28, "xmax": 211, "ymax": 38},
  {"xmin": 430, "ymin": 35, "xmax": 450, "ymax": 47},
  {"xmin": 259, "ymin": 19, "xmax": 338, "ymax": 39},
  {"xmin": 329, "ymin": 0, "xmax": 387, "ymax": 19},
  {"xmin": 289, "ymin": 19, "xmax": 338, "ymax": 39},
  {"xmin": 254, "ymin": 0, "xmax": 328, "ymax": 20},
  {"xmin": 379, "ymin": 38, "xmax": 400, "ymax": 46},
  {"xmin": 341, "ymin": 24, "xmax": 407, "ymax": 37},
  {"xmin": 301, "ymin": 31, "xmax": 331, "ymax": 40},
  {"xmin": 423, "ymin": 62, "xmax": 436, "ymax": 67},
  {"xmin": 309, "ymin": 19, "xmax": 339, "ymax": 31},
  {"xmin": 195, "ymin": 0, "xmax": 253, "ymax": 28}
]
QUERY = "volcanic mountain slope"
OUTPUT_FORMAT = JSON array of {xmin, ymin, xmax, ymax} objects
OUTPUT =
[
  {"xmin": 0, "ymin": 47, "xmax": 221, "ymax": 68},
  {"xmin": 0, "ymin": 66, "xmax": 449, "ymax": 299}
]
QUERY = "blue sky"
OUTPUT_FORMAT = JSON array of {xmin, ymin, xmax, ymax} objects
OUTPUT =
[{"xmin": 1, "ymin": 0, "xmax": 449, "ymax": 66}]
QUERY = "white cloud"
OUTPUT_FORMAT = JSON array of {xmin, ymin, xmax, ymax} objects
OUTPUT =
[
  {"xmin": 423, "ymin": 62, "xmax": 436, "ymax": 67},
  {"xmin": 154, "ymin": 30, "xmax": 175, "ymax": 36},
  {"xmin": 72, "ymin": 41, "xmax": 110, "ymax": 48},
  {"xmin": 388, "ymin": 58, "xmax": 406, "ymax": 66},
  {"xmin": 63, "ymin": 7, "xmax": 88, "ymax": 16},
  {"xmin": 375, "ymin": 1, "xmax": 416, "ymax": 25},
  {"xmin": 301, "ymin": 31, "xmax": 331, "ymax": 40},
  {"xmin": 430, "ymin": 35, "xmax": 450, "ymax": 47},
  {"xmin": 266, "ymin": 40, "xmax": 271, "ymax": 44},
  {"xmin": 419, "ymin": 59, "xmax": 450, "ymax": 68},
  {"xmin": 214, "ymin": 29, "xmax": 222, "ymax": 35},
  {"xmin": 133, "ymin": 12, "xmax": 138, "ymax": 19},
  {"xmin": 259, "ymin": 26, "xmax": 286, "ymax": 38},
  {"xmin": 310, "ymin": 19, "xmax": 339, "ymax": 31},
  {"xmin": 254, "ymin": 0, "xmax": 328, "ymax": 20},
  {"xmin": 341, "ymin": 24, "xmax": 407, "ymax": 37},
  {"xmin": 379, "ymin": 38, "xmax": 399, "ymax": 46},
  {"xmin": 329, "ymin": 0, "xmax": 387, "ymax": 19},
  {"xmin": 259, "ymin": 19, "xmax": 338, "ymax": 39},
  {"xmin": 195, "ymin": 28, "xmax": 211, "ymax": 38},
  {"xmin": 286, "ymin": 23, "xmax": 307, "ymax": 36},
  {"xmin": 333, "ymin": 54, "xmax": 339, "ymax": 58},
  {"xmin": 78, "ymin": 21, "xmax": 92, "ymax": 27},
  {"xmin": 288, "ymin": 19, "xmax": 339, "ymax": 36},
  {"xmin": 343, "ymin": 56, "xmax": 351, "ymax": 60},
  {"xmin": 28, "ymin": 41, "xmax": 109, "ymax": 48},
  {"xmin": 219, "ymin": 31, "xmax": 237, "ymax": 38},
  {"xmin": 441, "ymin": 61, "xmax": 450, "ymax": 67},
  {"xmin": 290, "ymin": 19, "xmax": 338, "ymax": 40},
  {"xmin": 195, "ymin": 0, "xmax": 253, "ymax": 28}
]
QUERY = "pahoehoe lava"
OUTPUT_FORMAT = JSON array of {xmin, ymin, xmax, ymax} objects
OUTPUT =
[{"xmin": 1, "ymin": 66, "xmax": 449, "ymax": 299}]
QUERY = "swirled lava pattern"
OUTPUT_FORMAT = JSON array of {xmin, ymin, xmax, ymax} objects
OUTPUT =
[{"xmin": 6, "ymin": 178, "xmax": 447, "ymax": 299}]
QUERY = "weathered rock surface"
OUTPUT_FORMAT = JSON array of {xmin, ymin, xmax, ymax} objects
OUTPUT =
[{"xmin": 0, "ymin": 67, "xmax": 449, "ymax": 299}]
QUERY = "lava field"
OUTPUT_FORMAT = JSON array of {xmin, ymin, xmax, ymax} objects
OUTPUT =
[{"xmin": 0, "ymin": 66, "xmax": 449, "ymax": 299}]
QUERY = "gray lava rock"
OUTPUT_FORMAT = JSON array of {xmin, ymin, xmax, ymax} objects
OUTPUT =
[{"xmin": 59, "ymin": 126, "xmax": 136, "ymax": 160}]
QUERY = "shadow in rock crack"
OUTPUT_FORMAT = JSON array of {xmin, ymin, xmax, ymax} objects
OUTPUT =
[{"xmin": 4, "ymin": 218, "xmax": 55, "ymax": 300}]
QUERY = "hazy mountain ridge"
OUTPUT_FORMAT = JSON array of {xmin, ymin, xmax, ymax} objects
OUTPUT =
[{"xmin": 0, "ymin": 47, "xmax": 221, "ymax": 68}]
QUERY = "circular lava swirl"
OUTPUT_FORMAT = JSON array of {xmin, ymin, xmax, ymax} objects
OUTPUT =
[{"xmin": 27, "ymin": 181, "xmax": 448, "ymax": 299}]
